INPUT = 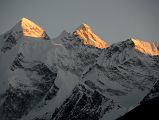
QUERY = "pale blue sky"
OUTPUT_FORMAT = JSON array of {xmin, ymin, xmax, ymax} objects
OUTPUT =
[{"xmin": 0, "ymin": 0, "xmax": 159, "ymax": 44}]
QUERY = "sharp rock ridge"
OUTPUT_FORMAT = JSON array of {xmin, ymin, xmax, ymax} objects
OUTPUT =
[
  {"xmin": 131, "ymin": 38, "xmax": 159, "ymax": 55},
  {"xmin": 73, "ymin": 23, "xmax": 108, "ymax": 49}
]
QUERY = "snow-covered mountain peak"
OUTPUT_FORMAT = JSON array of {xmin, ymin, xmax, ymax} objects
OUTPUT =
[
  {"xmin": 0, "ymin": 18, "xmax": 50, "ymax": 53},
  {"xmin": 20, "ymin": 17, "xmax": 49, "ymax": 39},
  {"xmin": 75, "ymin": 23, "xmax": 92, "ymax": 32},
  {"xmin": 3, "ymin": 17, "xmax": 50, "ymax": 40},
  {"xmin": 73, "ymin": 23, "xmax": 108, "ymax": 49},
  {"xmin": 131, "ymin": 38, "xmax": 159, "ymax": 55}
]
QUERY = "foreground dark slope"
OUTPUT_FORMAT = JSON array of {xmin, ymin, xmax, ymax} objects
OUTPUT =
[{"xmin": 116, "ymin": 96, "xmax": 159, "ymax": 120}]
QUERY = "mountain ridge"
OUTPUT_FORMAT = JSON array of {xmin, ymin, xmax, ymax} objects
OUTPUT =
[
  {"xmin": 132, "ymin": 38, "xmax": 159, "ymax": 55},
  {"xmin": 0, "ymin": 17, "xmax": 159, "ymax": 120},
  {"xmin": 1, "ymin": 17, "xmax": 159, "ymax": 54},
  {"xmin": 73, "ymin": 23, "xmax": 108, "ymax": 49}
]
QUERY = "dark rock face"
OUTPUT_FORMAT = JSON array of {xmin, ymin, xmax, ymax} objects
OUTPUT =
[
  {"xmin": 0, "ymin": 53, "xmax": 58, "ymax": 120},
  {"xmin": 42, "ymin": 31, "xmax": 50, "ymax": 40},
  {"xmin": 10, "ymin": 53, "xmax": 24, "ymax": 70},
  {"xmin": 1, "ymin": 33, "xmax": 18, "ymax": 53},
  {"xmin": 51, "ymin": 84, "xmax": 118, "ymax": 120},
  {"xmin": 0, "ymin": 87, "xmax": 37, "ymax": 120}
]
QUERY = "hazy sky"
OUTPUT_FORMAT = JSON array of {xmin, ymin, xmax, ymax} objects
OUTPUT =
[{"xmin": 0, "ymin": 0, "xmax": 159, "ymax": 44}]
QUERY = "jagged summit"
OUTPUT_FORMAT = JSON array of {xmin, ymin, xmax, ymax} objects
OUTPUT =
[
  {"xmin": 20, "ymin": 17, "xmax": 49, "ymax": 39},
  {"xmin": 73, "ymin": 23, "xmax": 108, "ymax": 49},
  {"xmin": 75, "ymin": 23, "xmax": 92, "ymax": 31},
  {"xmin": 8, "ymin": 17, "xmax": 49, "ymax": 39},
  {"xmin": 131, "ymin": 38, "xmax": 159, "ymax": 55}
]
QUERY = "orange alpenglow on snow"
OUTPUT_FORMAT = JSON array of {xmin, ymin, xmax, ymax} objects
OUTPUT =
[
  {"xmin": 21, "ymin": 17, "xmax": 46, "ymax": 38},
  {"xmin": 73, "ymin": 23, "xmax": 108, "ymax": 49},
  {"xmin": 132, "ymin": 38, "xmax": 159, "ymax": 55}
]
